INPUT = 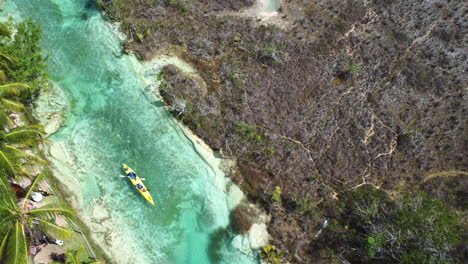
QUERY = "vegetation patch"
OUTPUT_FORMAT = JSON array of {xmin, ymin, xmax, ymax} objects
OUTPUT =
[
  {"xmin": 321, "ymin": 185, "xmax": 464, "ymax": 264},
  {"xmin": 261, "ymin": 244, "xmax": 285, "ymax": 264}
]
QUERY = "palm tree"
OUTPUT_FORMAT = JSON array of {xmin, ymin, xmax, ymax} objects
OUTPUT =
[
  {"xmin": 0, "ymin": 53, "xmax": 18, "ymax": 82},
  {"xmin": 0, "ymin": 22, "xmax": 16, "ymax": 82},
  {"xmin": 0, "ymin": 26, "xmax": 31, "ymax": 129},
  {"xmin": 0, "ymin": 174, "xmax": 73, "ymax": 264},
  {"xmin": 0, "ymin": 23, "xmax": 12, "ymax": 38},
  {"xmin": 0, "ymin": 124, "xmax": 47, "ymax": 178},
  {"xmin": 0, "ymin": 82, "xmax": 31, "ymax": 129},
  {"xmin": 0, "ymin": 62, "xmax": 45, "ymax": 179}
]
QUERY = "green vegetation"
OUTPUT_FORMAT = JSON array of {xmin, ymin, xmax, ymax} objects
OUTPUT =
[
  {"xmin": 136, "ymin": 28, "xmax": 151, "ymax": 42},
  {"xmin": 0, "ymin": 124, "xmax": 47, "ymax": 178},
  {"xmin": 343, "ymin": 62, "xmax": 362, "ymax": 75},
  {"xmin": 0, "ymin": 20, "xmax": 48, "ymax": 102},
  {"xmin": 0, "ymin": 21, "xmax": 48, "ymax": 179},
  {"xmin": 261, "ymin": 245, "xmax": 284, "ymax": 264},
  {"xmin": 257, "ymin": 43, "xmax": 285, "ymax": 66},
  {"xmin": 324, "ymin": 186, "xmax": 463, "ymax": 264},
  {"xmin": 235, "ymin": 122, "xmax": 265, "ymax": 143},
  {"xmin": 292, "ymin": 193, "xmax": 313, "ymax": 216},
  {"xmin": 234, "ymin": 122, "xmax": 274, "ymax": 155},
  {"xmin": 271, "ymin": 186, "xmax": 282, "ymax": 204},
  {"xmin": 0, "ymin": 83, "xmax": 30, "ymax": 127}
]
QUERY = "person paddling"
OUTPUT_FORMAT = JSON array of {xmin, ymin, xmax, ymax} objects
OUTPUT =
[
  {"xmin": 136, "ymin": 183, "xmax": 147, "ymax": 192},
  {"xmin": 129, "ymin": 172, "xmax": 137, "ymax": 180}
]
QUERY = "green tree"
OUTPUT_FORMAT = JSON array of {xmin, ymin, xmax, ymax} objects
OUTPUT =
[
  {"xmin": 0, "ymin": 20, "xmax": 48, "ymax": 102},
  {"xmin": 0, "ymin": 49, "xmax": 45, "ymax": 179},
  {"xmin": 0, "ymin": 53, "xmax": 18, "ymax": 82},
  {"xmin": 0, "ymin": 22, "xmax": 16, "ymax": 82},
  {"xmin": 0, "ymin": 124, "xmax": 47, "ymax": 178},
  {"xmin": 324, "ymin": 186, "xmax": 462, "ymax": 264},
  {"xmin": 0, "ymin": 174, "xmax": 73, "ymax": 264},
  {"xmin": 0, "ymin": 82, "xmax": 32, "ymax": 129},
  {"xmin": 0, "ymin": 23, "xmax": 12, "ymax": 38}
]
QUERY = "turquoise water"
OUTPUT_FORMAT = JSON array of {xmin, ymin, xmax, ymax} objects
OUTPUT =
[
  {"xmin": 262, "ymin": 0, "xmax": 280, "ymax": 13},
  {"xmin": 3, "ymin": 0, "xmax": 259, "ymax": 263}
]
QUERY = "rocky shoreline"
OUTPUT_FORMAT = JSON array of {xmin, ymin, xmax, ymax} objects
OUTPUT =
[{"xmin": 133, "ymin": 53, "xmax": 271, "ymax": 251}]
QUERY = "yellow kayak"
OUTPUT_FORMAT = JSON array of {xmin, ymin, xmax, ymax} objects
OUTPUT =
[{"xmin": 123, "ymin": 164, "xmax": 155, "ymax": 206}]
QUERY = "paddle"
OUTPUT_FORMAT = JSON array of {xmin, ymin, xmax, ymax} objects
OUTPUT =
[{"xmin": 119, "ymin": 175, "xmax": 145, "ymax": 180}]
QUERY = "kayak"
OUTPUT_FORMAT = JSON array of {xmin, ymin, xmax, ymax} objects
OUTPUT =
[{"xmin": 122, "ymin": 164, "xmax": 155, "ymax": 206}]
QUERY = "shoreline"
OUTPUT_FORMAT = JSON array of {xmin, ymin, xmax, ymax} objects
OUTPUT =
[
  {"xmin": 132, "ymin": 52, "xmax": 271, "ymax": 250},
  {"xmin": 34, "ymin": 53, "xmax": 269, "ymax": 264},
  {"xmin": 133, "ymin": 52, "xmax": 270, "ymax": 237},
  {"xmin": 35, "ymin": 83, "xmax": 152, "ymax": 264},
  {"xmin": 34, "ymin": 83, "xmax": 113, "ymax": 263}
]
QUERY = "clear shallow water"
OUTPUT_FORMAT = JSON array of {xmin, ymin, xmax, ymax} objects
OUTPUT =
[
  {"xmin": 262, "ymin": 0, "xmax": 280, "ymax": 13},
  {"xmin": 3, "ymin": 0, "xmax": 259, "ymax": 263}
]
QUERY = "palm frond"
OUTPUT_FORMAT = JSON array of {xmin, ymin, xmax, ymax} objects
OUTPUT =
[
  {"xmin": 0, "ymin": 148, "xmax": 18, "ymax": 178},
  {"xmin": 0, "ymin": 98, "xmax": 26, "ymax": 112},
  {"xmin": 0, "ymin": 23, "xmax": 12, "ymax": 38},
  {"xmin": 0, "ymin": 61, "xmax": 13, "ymax": 74},
  {"xmin": 4, "ymin": 124, "xmax": 45, "ymax": 144},
  {"xmin": 0, "ymin": 227, "xmax": 11, "ymax": 261},
  {"xmin": 0, "ymin": 110, "xmax": 14, "ymax": 128},
  {"xmin": 33, "ymin": 218, "xmax": 72, "ymax": 239},
  {"xmin": 0, "ymin": 52, "xmax": 17, "ymax": 66},
  {"xmin": 22, "ymin": 174, "xmax": 45, "ymax": 208},
  {"xmin": 0, "ymin": 214, "xmax": 17, "ymax": 233},
  {"xmin": 0, "ymin": 84, "xmax": 20, "ymax": 97},
  {"xmin": 0, "ymin": 83, "xmax": 30, "ymax": 97},
  {"xmin": 0, "ymin": 69, "xmax": 6, "ymax": 82},
  {"xmin": 66, "ymin": 249, "xmax": 82, "ymax": 264},
  {"xmin": 3, "ymin": 145, "xmax": 47, "ymax": 165},
  {"xmin": 0, "ymin": 174, "xmax": 17, "ymax": 206},
  {"xmin": 28, "ymin": 204, "xmax": 74, "ymax": 219},
  {"xmin": 0, "ymin": 173, "xmax": 12, "ymax": 193},
  {"xmin": 5, "ymin": 221, "xmax": 28, "ymax": 264},
  {"xmin": 0, "ymin": 206, "xmax": 16, "ymax": 218}
]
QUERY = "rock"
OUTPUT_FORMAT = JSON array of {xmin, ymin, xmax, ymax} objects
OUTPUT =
[
  {"xmin": 31, "ymin": 192, "xmax": 43, "ymax": 202},
  {"xmin": 19, "ymin": 176, "xmax": 32, "ymax": 188},
  {"xmin": 248, "ymin": 223, "xmax": 269, "ymax": 248},
  {"xmin": 90, "ymin": 199, "xmax": 111, "ymax": 223}
]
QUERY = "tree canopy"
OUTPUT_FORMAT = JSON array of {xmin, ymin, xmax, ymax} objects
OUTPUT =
[{"xmin": 322, "ymin": 186, "xmax": 464, "ymax": 264}]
